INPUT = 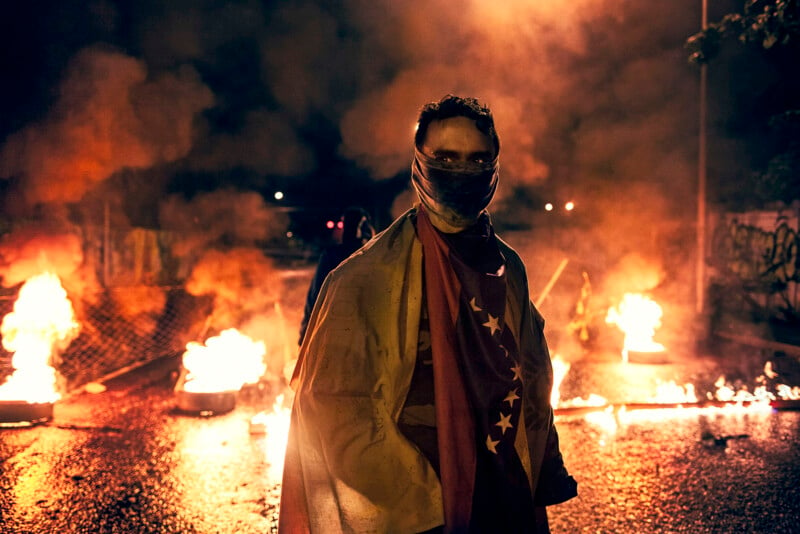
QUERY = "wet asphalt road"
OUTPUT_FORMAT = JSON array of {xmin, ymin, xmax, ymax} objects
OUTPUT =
[
  {"xmin": 0, "ymin": 356, "xmax": 281, "ymax": 534},
  {"xmin": 1, "ymin": 354, "xmax": 799, "ymax": 533},
  {"xmin": 549, "ymin": 407, "xmax": 800, "ymax": 533}
]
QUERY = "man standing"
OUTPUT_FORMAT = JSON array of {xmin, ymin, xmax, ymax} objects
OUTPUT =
[{"xmin": 280, "ymin": 95, "xmax": 576, "ymax": 533}]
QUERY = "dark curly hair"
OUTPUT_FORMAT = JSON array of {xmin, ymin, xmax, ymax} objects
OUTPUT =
[{"xmin": 414, "ymin": 94, "xmax": 500, "ymax": 153}]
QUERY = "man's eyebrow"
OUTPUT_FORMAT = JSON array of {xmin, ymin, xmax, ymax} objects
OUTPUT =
[{"xmin": 432, "ymin": 149, "xmax": 459, "ymax": 157}]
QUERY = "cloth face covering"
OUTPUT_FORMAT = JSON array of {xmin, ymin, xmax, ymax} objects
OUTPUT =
[{"xmin": 411, "ymin": 146, "xmax": 499, "ymax": 228}]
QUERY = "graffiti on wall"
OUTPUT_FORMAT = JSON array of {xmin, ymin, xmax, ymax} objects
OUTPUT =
[{"xmin": 712, "ymin": 214, "xmax": 799, "ymax": 285}]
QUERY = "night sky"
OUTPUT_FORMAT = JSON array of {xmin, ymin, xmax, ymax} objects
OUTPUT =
[{"xmin": 0, "ymin": 1, "xmax": 792, "ymax": 284}]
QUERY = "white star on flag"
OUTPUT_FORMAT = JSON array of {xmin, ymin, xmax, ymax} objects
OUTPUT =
[
  {"xmin": 495, "ymin": 413, "xmax": 513, "ymax": 435},
  {"xmin": 482, "ymin": 313, "xmax": 500, "ymax": 335},
  {"xmin": 469, "ymin": 297, "xmax": 482, "ymax": 312},
  {"xmin": 510, "ymin": 363, "xmax": 522, "ymax": 382},
  {"xmin": 486, "ymin": 434, "xmax": 500, "ymax": 454},
  {"xmin": 504, "ymin": 388, "xmax": 520, "ymax": 407}
]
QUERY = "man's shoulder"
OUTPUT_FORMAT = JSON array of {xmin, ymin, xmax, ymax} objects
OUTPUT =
[
  {"xmin": 327, "ymin": 209, "xmax": 416, "ymax": 279},
  {"xmin": 495, "ymin": 234, "xmax": 526, "ymax": 275}
]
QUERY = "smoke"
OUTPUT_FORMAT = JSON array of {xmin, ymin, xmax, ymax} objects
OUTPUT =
[
  {"xmin": 183, "ymin": 246, "xmax": 289, "ymax": 372},
  {"xmin": 0, "ymin": 46, "xmax": 213, "ymax": 207},
  {"xmin": 188, "ymin": 109, "xmax": 315, "ymax": 176},
  {"xmin": 0, "ymin": 223, "xmax": 99, "ymax": 300},
  {"xmin": 185, "ymin": 247, "xmax": 282, "ymax": 323},
  {"xmin": 338, "ymin": 0, "xmax": 699, "ymax": 197},
  {"xmin": 0, "ymin": 227, "xmax": 83, "ymax": 287},
  {"xmin": 1, "ymin": 1, "xmax": 703, "ymax": 214},
  {"xmin": 159, "ymin": 188, "xmax": 287, "ymax": 260},
  {"xmin": 0, "ymin": 0, "xmax": 711, "ymax": 359},
  {"xmin": 334, "ymin": 1, "xmax": 704, "ymax": 349}
]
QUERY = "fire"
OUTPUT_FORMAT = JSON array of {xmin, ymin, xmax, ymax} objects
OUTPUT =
[
  {"xmin": 250, "ymin": 392, "xmax": 292, "ymax": 481},
  {"xmin": 605, "ymin": 293, "xmax": 665, "ymax": 363},
  {"xmin": 550, "ymin": 354, "xmax": 569, "ymax": 407},
  {"xmin": 709, "ymin": 375, "xmax": 774, "ymax": 407},
  {"xmin": 180, "ymin": 328, "xmax": 266, "ymax": 393},
  {"xmin": 0, "ymin": 272, "xmax": 79, "ymax": 403},
  {"xmin": 776, "ymin": 384, "xmax": 800, "ymax": 400},
  {"xmin": 650, "ymin": 381, "xmax": 698, "ymax": 404}
]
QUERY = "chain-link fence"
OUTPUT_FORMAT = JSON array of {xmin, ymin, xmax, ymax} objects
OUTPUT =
[{"xmin": 0, "ymin": 286, "xmax": 213, "ymax": 392}]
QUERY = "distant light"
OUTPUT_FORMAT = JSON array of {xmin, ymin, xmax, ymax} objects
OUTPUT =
[
  {"xmin": 326, "ymin": 220, "xmax": 335, "ymax": 229},
  {"xmin": 565, "ymin": 201, "xmax": 575, "ymax": 211},
  {"xmin": 274, "ymin": 191, "xmax": 284, "ymax": 200},
  {"xmin": 337, "ymin": 221, "xmax": 344, "ymax": 229},
  {"xmin": 545, "ymin": 203, "xmax": 554, "ymax": 211},
  {"xmin": 286, "ymin": 231, "xmax": 293, "ymax": 238}
]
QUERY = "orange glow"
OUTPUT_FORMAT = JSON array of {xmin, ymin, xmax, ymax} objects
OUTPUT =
[
  {"xmin": 650, "ymin": 380, "xmax": 697, "ymax": 404},
  {"xmin": 605, "ymin": 293, "xmax": 666, "ymax": 363},
  {"xmin": 181, "ymin": 328, "xmax": 266, "ymax": 393},
  {"xmin": 550, "ymin": 354, "xmax": 569, "ymax": 407},
  {"xmin": 709, "ymin": 375, "xmax": 774, "ymax": 407},
  {"xmin": 776, "ymin": 384, "xmax": 800, "ymax": 400},
  {"xmin": 0, "ymin": 272, "xmax": 79, "ymax": 403},
  {"xmin": 251, "ymin": 392, "xmax": 292, "ymax": 481},
  {"xmin": 564, "ymin": 201, "xmax": 575, "ymax": 211}
]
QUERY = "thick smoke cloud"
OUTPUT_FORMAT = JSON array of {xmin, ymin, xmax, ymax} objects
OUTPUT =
[
  {"xmin": 0, "ymin": 0, "xmax": 720, "ymax": 363},
  {"xmin": 0, "ymin": 223, "xmax": 100, "ymax": 304},
  {"xmin": 0, "ymin": 47, "xmax": 213, "ymax": 207},
  {"xmin": 0, "ymin": 227, "xmax": 84, "ymax": 288},
  {"xmin": 1, "ymin": 1, "xmax": 705, "ymax": 214},
  {"xmin": 337, "ymin": 0, "xmax": 700, "ymax": 193},
  {"xmin": 188, "ymin": 109, "xmax": 315, "ymax": 176},
  {"xmin": 159, "ymin": 189, "xmax": 288, "ymax": 267},
  {"xmin": 333, "ymin": 0, "xmax": 704, "ymax": 338}
]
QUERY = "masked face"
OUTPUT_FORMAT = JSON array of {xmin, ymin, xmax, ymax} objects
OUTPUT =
[{"xmin": 412, "ymin": 116, "xmax": 499, "ymax": 230}]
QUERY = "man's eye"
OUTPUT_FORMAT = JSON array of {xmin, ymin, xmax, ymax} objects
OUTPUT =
[
  {"xmin": 471, "ymin": 156, "xmax": 486, "ymax": 163},
  {"xmin": 435, "ymin": 155, "xmax": 453, "ymax": 162}
]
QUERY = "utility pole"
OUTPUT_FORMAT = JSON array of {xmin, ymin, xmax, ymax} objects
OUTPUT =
[{"xmin": 696, "ymin": 0, "xmax": 708, "ymax": 315}]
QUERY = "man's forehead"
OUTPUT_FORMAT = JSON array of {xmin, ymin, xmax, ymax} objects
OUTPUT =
[{"xmin": 423, "ymin": 116, "xmax": 494, "ymax": 153}]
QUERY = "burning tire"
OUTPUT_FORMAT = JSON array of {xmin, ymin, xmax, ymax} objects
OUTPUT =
[
  {"xmin": 0, "ymin": 400, "xmax": 54, "ymax": 425},
  {"xmin": 175, "ymin": 389, "xmax": 237, "ymax": 415}
]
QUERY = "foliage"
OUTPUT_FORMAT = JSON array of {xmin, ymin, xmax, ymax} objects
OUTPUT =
[
  {"xmin": 752, "ymin": 110, "xmax": 800, "ymax": 205},
  {"xmin": 687, "ymin": 1, "xmax": 800, "ymax": 207},
  {"xmin": 687, "ymin": 0, "xmax": 800, "ymax": 63}
]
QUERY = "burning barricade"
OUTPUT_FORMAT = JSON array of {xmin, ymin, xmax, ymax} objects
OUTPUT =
[
  {"xmin": 605, "ymin": 292, "xmax": 666, "ymax": 364},
  {"xmin": 554, "ymin": 290, "xmax": 800, "ymax": 420},
  {"xmin": 175, "ymin": 328, "xmax": 267, "ymax": 415},
  {"xmin": 0, "ymin": 272, "xmax": 79, "ymax": 425}
]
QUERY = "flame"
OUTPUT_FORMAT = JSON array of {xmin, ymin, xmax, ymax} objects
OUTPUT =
[
  {"xmin": 776, "ymin": 384, "xmax": 800, "ymax": 400},
  {"xmin": 605, "ymin": 293, "xmax": 665, "ymax": 363},
  {"xmin": 180, "ymin": 328, "xmax": 266, "ymax": 393},
  {"xmin": 251, "ymin": 392, "xmax": 292, "ymax": 481},
  {"xmin": 550, "ymin": 354, "xmax": 570, "ymax": 407},
  {"xmin": 709, "ymin": 375, "xmax": 774, "ymax": 407},
  {"xmin": 0, "ymin": 272, "xmax": 79, "ymax": 403},
  {"xmin": 649, "ymin": 381, "xmax": 698, "ymax": 404}
]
